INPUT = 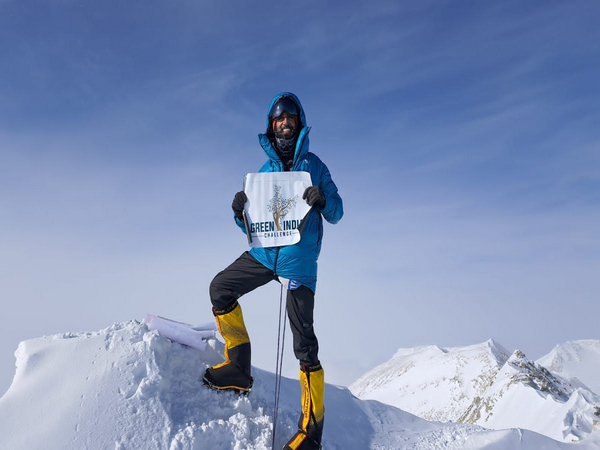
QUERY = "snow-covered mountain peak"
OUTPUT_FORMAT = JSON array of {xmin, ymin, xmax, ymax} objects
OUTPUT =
[
  {"xmin": 478, "ymin": 338, "xmax": 511, "ymax": 365},
  {"xmin": 537, "ymin": 340, "xmax": 600, "ymax": 395},
  {"xmin": 390, "ymin": 339, "xmax": 510, "ymax": 365},
  {"xmin": 392, "ymin": 344, "xmax": 447, "ymax": 359},
  {"xmin": 483, "ymin": 337, "xmax": 508, "ymax": 351},
  {"xmin": 350, "ymin": 340, "xmax": 510, "ymax": 423},
  {"xmin": 460, "ymin": 349, "xmax": 600, "ymax": 442},
  {"xmin": 351, "ymin": 339, "xmax": 600, "ymax": 445}
]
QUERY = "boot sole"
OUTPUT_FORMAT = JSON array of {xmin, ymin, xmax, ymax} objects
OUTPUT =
[{"xmin": 202, "ymin": 375, "xmax": 254, "ymax": 395}]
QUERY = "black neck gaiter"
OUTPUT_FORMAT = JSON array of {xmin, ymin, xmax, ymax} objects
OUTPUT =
[{"xmin": 274, "ymin": 136, "xmax": 297, "ymax": 171}]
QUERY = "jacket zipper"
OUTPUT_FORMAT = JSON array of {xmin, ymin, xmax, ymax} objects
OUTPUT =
[
  {"xmin": 290, "ymin": 129, "xmax": 309, "ymax": 170},
  {"xmin": 272, "ymin": 127, "xmax": 310, "ymax": 275}
]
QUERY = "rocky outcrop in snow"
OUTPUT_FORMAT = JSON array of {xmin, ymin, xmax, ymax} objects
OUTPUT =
[
  {"xmin": 460, "ymin": 349, "xmax": 600, "ymax": 443},
  {"xmin": 537, "ymin": 340, "xmax": 600, "ymax": 395}
]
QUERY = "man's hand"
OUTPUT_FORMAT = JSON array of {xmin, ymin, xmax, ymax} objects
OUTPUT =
[
  {"xmin": 303, "ymin": 186, "xmax": 326, "ymax": 208},
  {"xmin": 232, "ymin": 191, "xmax": 248, "ymax": 221}
]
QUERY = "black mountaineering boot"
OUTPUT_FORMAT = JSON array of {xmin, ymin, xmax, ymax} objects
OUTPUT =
[{"xmin": 203, "ymin": 301, "xmax": 253, "ymax": 393}]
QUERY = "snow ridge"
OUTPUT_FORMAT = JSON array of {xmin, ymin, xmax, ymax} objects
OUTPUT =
[
  {"xmin": 351, "ymin": 340, "xmax": 600, "ymax": 445},
  {"xmin": 0, "ymin": 321, "xmax": 562, "ymax": 450},
  {"xmin": 460, "ymin": 349, "xmax": 600, "ymax": 442},
  {"xmin": 350, "ymin": 339, "xmax": 511, "ymax": 423},
  {"xmin": 1, "ymin": 323, "xmax": 598, "ymax": 449},
  {"xmin": 0, "ymin": 322, "xmax": 276, "ymax": 449},
  {"xmin": 537, "ymin": 340, "xmax": 600, "ymax": 395},
  {"xmin": 0, "ymin": 322, "xmax": 512, "ymax": 449}
]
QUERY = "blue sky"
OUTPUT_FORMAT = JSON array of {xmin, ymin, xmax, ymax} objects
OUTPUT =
[{"xmin": 1, "ymin": 0, "xmax": 599, "ymax": 394}]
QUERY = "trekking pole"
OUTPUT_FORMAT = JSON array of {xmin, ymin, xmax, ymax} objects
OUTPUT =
[
  {"xmin": 272, "ymin": 283, "xmax": 287, "ymax": 449},
  {"xmin": 243, "ymin": 210, "xmax": 253, "ymax": 245}
]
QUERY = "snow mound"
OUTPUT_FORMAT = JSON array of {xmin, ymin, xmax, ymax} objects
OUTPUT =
[
  {"xmin": 460, "ymin": 350, "xmax": 600, "ymax": 443},
  {"xmin": 0, "ymin": 322, "xmax": 595, "ymax": 449},
  {"xmin": 349, "ymin": 339, "xmax": 511, "ymax": 423},
  {"xmin": 537, "ymin": 340, "xmax": 600, "ymax": 395}
]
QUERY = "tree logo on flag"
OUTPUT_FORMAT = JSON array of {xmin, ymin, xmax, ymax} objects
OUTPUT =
[{"xmin": 267, "ymin": 185, "xmax": 298, "ymax": 231}]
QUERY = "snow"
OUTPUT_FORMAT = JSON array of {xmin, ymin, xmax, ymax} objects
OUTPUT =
[
  {"xmin": 537, "ymin": 340, "xmax": 600, "ymax": 395},
  {"xmin": 350, "ymin": 341, "xmax": 600, "ymax": 446},
  {"xmin": 462, "ymin": 350, "xmax": 600, "ymax": 443},
  {"xmin": 145, "ymin": 314, "xmax": 216, "ymax": 351},
  {"xmin": 0, "ymin": 322, "xmax": 597, "ymax": 449},
  {"xmin": 349, "ymin": 339, "xmax": 511, "ymax": 422}
]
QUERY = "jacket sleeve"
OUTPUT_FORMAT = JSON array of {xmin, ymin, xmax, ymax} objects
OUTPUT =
[
  {"xmin": 316, "ymin": 159, "xmax": 343, "ymax": 224},
  {"xmin": 234, "ymin": 215, "xmax": 247, "ymax": 233}
]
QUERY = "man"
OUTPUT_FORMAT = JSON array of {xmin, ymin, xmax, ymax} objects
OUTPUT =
[{"xmin": 203, "ymin": 92, "xmax": 343, "ymax": 450}]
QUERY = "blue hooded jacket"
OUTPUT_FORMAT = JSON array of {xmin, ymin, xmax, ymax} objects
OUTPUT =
[{"xmin": 234, "ymin": 92, "xmax": 343, "ymax": 293}]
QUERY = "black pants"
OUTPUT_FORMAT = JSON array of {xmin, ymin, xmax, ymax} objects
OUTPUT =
[{"xmin": 210, "ymin": 252, "xmax": 320, "ymax": 365}]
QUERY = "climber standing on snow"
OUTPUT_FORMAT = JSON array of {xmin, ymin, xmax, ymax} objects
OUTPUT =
[{"xmin": 203, "ymin": 92, "xmax": 343, "ymax": 450}]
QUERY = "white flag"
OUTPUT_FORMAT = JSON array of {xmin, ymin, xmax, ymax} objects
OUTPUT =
[{"xmin": 243, "ymin": 172, "xmax": 312, "ymax": 248}]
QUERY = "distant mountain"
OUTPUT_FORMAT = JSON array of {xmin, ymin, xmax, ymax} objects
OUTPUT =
[
  {"xmin": 537, "ymin": 340, "xmax": 600, "ymax": 395},
  {"xmin": 2, "ymin": 322, "xmax": 586, "ymax": 449},
  {"xmin": 349, "ymin": 339, "xmax": 511, "ymax": 422},
  {"xmin": 351, "ymin": 340, "xmax": 600, "ymax": 445},
  {"xmin": 460, "ymin": 349, "xmax": 600, "ymax": 443}
]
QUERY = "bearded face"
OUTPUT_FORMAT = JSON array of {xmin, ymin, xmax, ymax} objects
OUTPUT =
[{"xmin": 273, "ymin": 112, "xmax": 298, "ymax": 139}]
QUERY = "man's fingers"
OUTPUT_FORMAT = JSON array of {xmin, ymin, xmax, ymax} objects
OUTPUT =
[{"xmin": 303, "ymin": 186, "xmax": 323, "ymax": 206}]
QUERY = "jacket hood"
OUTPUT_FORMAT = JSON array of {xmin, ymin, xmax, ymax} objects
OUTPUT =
[
  {"xmin": 259, "ymin": 92, "xmax": 311, "ymax": 169},
  {"xmin": 264, "ymin": 92, "xmax": 308, "ymax": 131}
]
